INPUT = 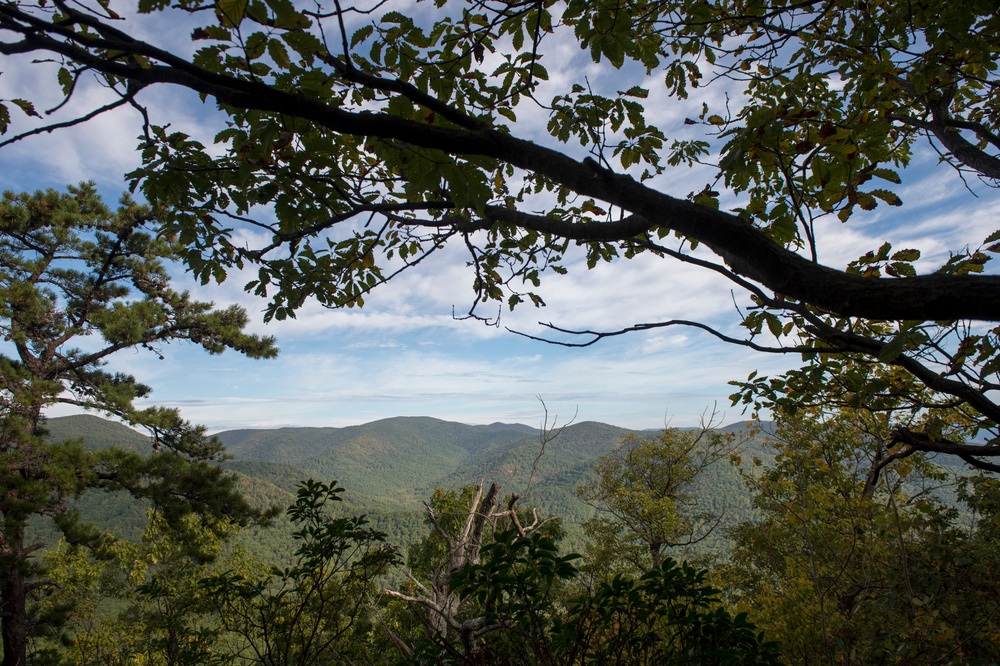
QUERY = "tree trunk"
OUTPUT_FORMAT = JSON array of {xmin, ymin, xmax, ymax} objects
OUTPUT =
[
  {"xmin": 1, "ymin": 411, "xmax": 39, "ymax": 666},
  {"xmin": 1, "ymin": 534, "xmax": 28, "ymax": 666}
]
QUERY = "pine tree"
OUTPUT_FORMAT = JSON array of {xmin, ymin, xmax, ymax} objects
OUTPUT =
[{"xmin": 0, "ymin": 183, "xmax": 278, "ymax": 666}]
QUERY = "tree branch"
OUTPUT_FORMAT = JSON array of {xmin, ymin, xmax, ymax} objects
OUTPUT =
[
  {"xmin": 3, "ymin": 4, "xmax": 1000, "ymax": 322},
  {"xmin": 891, "ymin": 428, "xmax": 1000, "ymax": 473},
  {"xmin": 509, "ymin": 318, "xmax": 815, "ymax": 352}
]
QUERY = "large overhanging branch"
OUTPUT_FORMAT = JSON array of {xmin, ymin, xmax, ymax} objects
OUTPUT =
[
  {"xmin": 3, "ymin": 5, "xmax": 1000, "ymax": 323},
  {"xmin": 805, "ymin": 324, "xmax": 1000, "ymax": 425},
  {"xmin": 892, "ymin": 104, "xmax": 1000, "ymax": 182},
  {"xmin": 891, "ymin": 428, "xmax": 1000, "ymax": 473}
]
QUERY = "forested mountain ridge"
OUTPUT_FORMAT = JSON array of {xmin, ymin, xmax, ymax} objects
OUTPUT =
[
  {"xmin": 42, "ymin": 413, "xmax": 155, "ymax": 455},
  {"xmin": 37, "ymin": 413, "xmax": 771, "ymax": 558},
  {"xmin": 33, "ymin": 413, "xmax": 989, "ymax": 663},
  {"xmin": 33, "ymin": 415, "xmax": 302, "ymax": 547}
]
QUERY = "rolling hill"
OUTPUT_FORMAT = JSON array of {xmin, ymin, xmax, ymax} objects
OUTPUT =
[
  {"xmin": 216, "ymin": 416, "xmax": 543, "ymax": 508},
  {"xmin": 39, "ymin": 413, "xmax": 770, "ymax": 559},
  {"xmin": 43, "ymin": 413, "xmax": 154, "ymax": 454}
]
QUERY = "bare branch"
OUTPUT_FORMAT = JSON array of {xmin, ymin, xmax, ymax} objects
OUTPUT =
[
  {"xmin": 524, "ymin": 398, "xmax": 576, "ymax": 497},
  {"xmin": 0, "ymin": 90, "xmax": 139, "ymax": 150},
  {"xmin": 509, "ymin": 318, "xmax": 814, "ymax": 351}
]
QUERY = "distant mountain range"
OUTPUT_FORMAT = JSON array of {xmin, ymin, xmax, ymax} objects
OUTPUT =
[{"xmin": 41, "ymin": 414, "xmax": 775, "ymax": 556}]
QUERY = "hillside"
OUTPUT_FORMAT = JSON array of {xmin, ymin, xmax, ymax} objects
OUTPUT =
[
  {"xmin": 40, "ymin": 413, "xmax": 772, "ymax": 559},
  {"xmin": 213, "ymin": 415, "xmax": 770, "ymax": 554},
  {"xmin": 214, "ymin": 416, "xmax": 543, "ymax": 508},
  {"xmin": 43, "ymin": 413, "xmax": 153, "ymax": 454}
]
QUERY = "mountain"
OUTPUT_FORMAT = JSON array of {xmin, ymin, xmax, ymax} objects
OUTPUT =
[
  {"xmin": 39, "ymin": 413, "xmax": 773, "ymax": 560},
  {"xmin": 215, "ymin": 416, "xmax": 543, "ymax": 509},
  {"xmin": 43, "ymin": 413, "xmax": 153, "ymax": 454},
  {"xmin": 437, "ymin": 421, "xmax": 635, "ymax": 522},
  {"xmin": 213, "ymin": 416, "xmax": 772, "ymax": 555}
]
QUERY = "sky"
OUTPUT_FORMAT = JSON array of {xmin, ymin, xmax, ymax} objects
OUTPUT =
[{"xmin": 1, "ymin": 2, "xmax": 998, "ymax": 433}]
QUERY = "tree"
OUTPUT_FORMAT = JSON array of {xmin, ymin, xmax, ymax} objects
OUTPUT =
[
  {"xmin": 578, "ymin": 427, "xmax": 730, "ymax": 572},
  {"xmin": 436, "ymin": 527, "xmax": 781, "ymax": 665},
  {"xmin": 388, "ymin": 483, "xmax": 778, "ymax": 665},
  {"xmin": 1, "ymin": 0, "xmax": 1000, "ymax": 466},
  {"xmin": 32, "ymin": 511, "xmax": 235, "ymax": 666},
  {"xmin": 0, "ymin": 184, "xmax": 277, "ymax": 666},
  {"xmin": 386, "ymin": 482, "xmax": 555, "ymax": 656},
  {"xmin": 726, "ymin": 410, "xmax": 1000, "ymax": 663},
  {"xmin": 201, "ymin": 479, "xmax": 399, "ymax": 666}
]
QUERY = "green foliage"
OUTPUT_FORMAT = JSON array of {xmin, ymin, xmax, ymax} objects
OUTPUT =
[
  {"xmin": 14, "ymin": 411, "xmax": 1000, "ymax": 665},
  {"xmin": 403, "ymin": 482, "xmax": 566, "ymax": 593},
  {"xmin": 201, "ymin": 479, "xmax": 399, "ymax": 666},
  {"xmin": 725, "ymin": 411, "xmax": 1000, "ymax": 664},
  {"xmin": 559, "ymin": 559, "xmax": 781, "ymax": 665},
  {"xmin": 4, "ymin": 0, "xmax": 1000, "ymax": 477},
  {"xmin": 218, "ymin": 419, "xmax": 654, "ymax": 532},
  {"xmin": 729, "ymin": 318, "xmax": 999, "ymax": 465},
  {"xmin": 48, "ymin": 413, "xmax": 765, "ymax": 566},
  {"xmin": 579, "ymin": 428, "xmax": 733, "ymax": 573},
  {"xmin": 31, "ymin": 511, "xmax": 234, "ymax": 666},
  {"xmin": 0, "ymin": 184, "xmax": 277, "ymax": 666},
  {"xmin": 418, "ymin": 527, "xmax": 781, "ymax": 665},
  {"xmin": 216, "ymin": 418, "xmax": 537, "ymax": 508},
  {"xmin": 428, "ymin": 528, "xmax": 581, "ymax": 664},
  {"xmin": 42, "ymin": 415, "xmax": 154, "ymax": 455},
  {"xmin": 406, "ymin": 485, "xmax": 484, "ymax": 581}
]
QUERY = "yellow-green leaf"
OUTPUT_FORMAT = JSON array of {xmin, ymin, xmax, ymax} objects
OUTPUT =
[
  {"xmin": 216, "ymin": 0, "xmax": 249, "ymax": 27},
  {"xmin": 10, "ymin": 99, "xmax": 40, "ymax": 118},
  {"xmin": 268, "ymin": 40, "xmax": 291, "ymax": 69}
]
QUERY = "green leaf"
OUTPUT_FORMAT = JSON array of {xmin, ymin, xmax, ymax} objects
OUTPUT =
[
  {"xmin": 381, "ymin": 11, "xmax": 408, "ymax": 25},
  {"xmin": 282, "ymin": 30, "xmax": 324, "ymax": 63},
  {"xmin": 870, "ymin": 167, "xmax": 902, "ymax": 184},
  {"xmin": 497, "ymin": 107, "xmax": 517, "ymax": 122},
  {"xmin": 216, "ymin": 0, "xmax": 249, "ymax": 27},
  {"xmin": 621, "ymin": 86, "xmax": 649, "ymax": 99},
  {"xmin": 10, "ymin": 99, "xmax": 40, "ymax": 118},
  {"xmin": 266, "ymin": 0, "xmax": 311, "ymax": 29},
  {"xmin": 856, "ymin": 192, "xmax": 877, "ymax": 210},
  {"xmin": 57, "ymin": 68, "xmax": 74, "ymax": 96},
  {"xmin": 887, "ymin": 261, "xmax": 916, "ymax": 277},
  {"xmin": 512, "ymin": 24, "xmax": 524, "ymax": 51},
  {"xmin": 890, "ymin": 248, "xmax": 920, "ymax": 262},
  {"xmin": 245, "ymin": 32, "xmax": 267, "ymax": 60},
  {"xmin": 137, "ymin": 0, "xmax": 170, "ymax": 11},
  {"xmin": 267, "ymin": 39, "xmax": 291, "ymax": 69},
  {"xmin": 878, "ymin": 333, "xmax": 908, "ymax": 362},
  {"xmin": 351, "ymin": 25, "xmax": 374, "ymax": 48},
  {"xmin": 766, "ymin": 314, "xmax": 783, "ymax": 337},
  {"xmin": 871, "ymin": 189, "xmax": 902, "ymax": 206}
]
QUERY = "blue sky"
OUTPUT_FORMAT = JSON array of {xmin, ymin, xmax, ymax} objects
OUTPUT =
[{"xmin": 2, "ymin": 4, "xmax": 998, "ymax": 433}]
